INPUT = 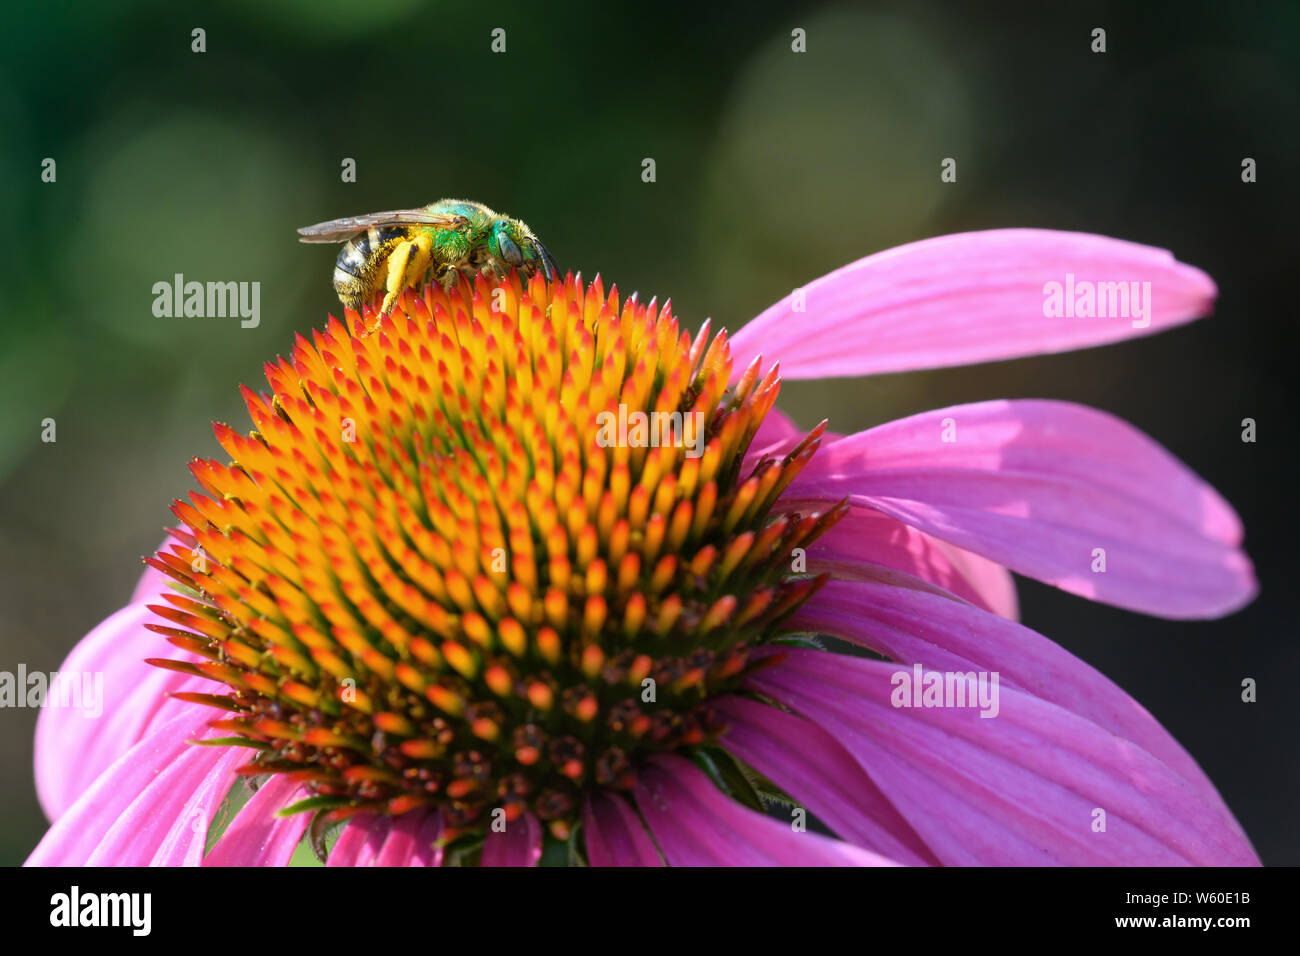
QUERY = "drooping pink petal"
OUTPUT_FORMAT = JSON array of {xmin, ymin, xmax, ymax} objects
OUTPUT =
[
  {"xmin": 748, "ymin": 648, "xmax": 1259, "ymax": 866},
  {"xmin": 789, "ymin": 579, "xmax": 1234, "ymax": 802},
  {"xmin": 746, "ymin": 407, "xmax": 1020, "ymax": 618},
  {"xmin": 729, "ymin": 229, "xmax": 1217, "ymax": 379},
  {"xmin": 83, "ymin": 743, "xmax": 246, "ymax": 867},
  {"xmin": 480, "ymin": 811, "xmax": 543, "ymax": 866},
  {"xmin": 333, "ymin": 812, "xmax": 445, "ymax": 866},
  {"xmin": 204, "ymin": 773, "xmax": 310, "ymax": 867},
  {"xmin": 807, "ymin": 505, "xmax": 1019, "ymax": 619},
  {"xmin": 327, "ymin": 815, "xmax": 390, "ymax": 867},
  {"xmin": 323, "ymin": 820, "xmax": 369, "ymax": 865},
  {"xmin": 407, "ymin": 811, "xmax": 446, "ymax": 866},
  {"xmin": 34, "ymin": 599, "xmax": 210, "ymax": 822},
  {"xmin": 929, "ymin": 538, "xmax": 1019, "ymax": 620},
  {"xmin": 635, "ymin": 754, "xmax": 899, "ymax": 866},
  {"xmin": 710, "ymin": 696, "xmax": 936, "ymax": 865},
  {"xmin": 785, "ymin": 399, "xmax": 1255, "ymax": 619},
  {"xmin": 26, "ymin": 709, "xmax": 237, "ymax": 866},
  {"xmin": 582, "ymin": 791, "xmax": 663, "ymax": 866},
  {"xmin": 370, "ymin": 810, "xmax": 444, "ymax": 866}
]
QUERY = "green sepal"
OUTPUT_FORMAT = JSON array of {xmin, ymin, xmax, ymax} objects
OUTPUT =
[
  {"xmin": 689, "ymin": 745, "xmax": 766, "ymax": 813},
  {"xmin": 770, "ymin": 633, "xmax": 826, "ymax": 650},
  {"xmin": 308, "ymin": 809, "xmax": 345, "ymax": 864},
  {"xmin": 189, "ymin": 736, "xmax": 272, "ymax": 749},
  {"xmin": 539, "ymin": 833, "xmax": 568, "ymax": 867},
  {"xmin": 203, "ymin": 776, "xmax": 256, "ymax": 856},
  {"xmin": 439, "ymin": 832, "xmax": 485, "ymax": 867},
  {"xmin": 275, "ymin": 794, "xmax": 353, "ymax": 818},
  {"xmin": 539, "ymin": 822, "xmax": 586, "ymax": 867}
]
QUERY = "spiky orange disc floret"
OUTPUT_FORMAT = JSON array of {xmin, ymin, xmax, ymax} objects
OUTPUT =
[{"xmin": 145, "ymin": 270, "xmax": 843, "ymax": 838}]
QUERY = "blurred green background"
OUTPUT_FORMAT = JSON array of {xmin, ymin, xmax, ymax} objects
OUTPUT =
[{"xmin": 1, "ymin": 0, "xmax": 1296, "ymax": 864}]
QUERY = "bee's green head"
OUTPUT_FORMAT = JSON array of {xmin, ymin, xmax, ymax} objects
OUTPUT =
[{"xmin": 491, "ymin": 218, "xmax": 559, "ymax": 281}]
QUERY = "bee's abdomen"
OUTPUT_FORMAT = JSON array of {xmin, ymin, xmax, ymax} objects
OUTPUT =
[
  {"xmin": 335, "ymin": 226, "xmax": 405, "ymax": 278},
  {"xmin": 333, "ymin": 226, "xmax": 405, "ymax": 309}
]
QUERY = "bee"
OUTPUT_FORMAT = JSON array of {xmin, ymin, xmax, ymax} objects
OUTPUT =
[{"xmin": 297, "ymin": 199, "xmax": 559, "ymax": 317}]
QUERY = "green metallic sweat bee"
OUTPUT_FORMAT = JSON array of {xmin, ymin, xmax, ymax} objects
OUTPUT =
[{"xmin": 297, "ymin": 199, "xmax": 559, "ymax": 317}]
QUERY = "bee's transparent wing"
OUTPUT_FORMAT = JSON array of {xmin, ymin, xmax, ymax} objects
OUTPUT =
[{"xmin": 297, "ymin": 209, "xmax": 467, "ymax": 243}]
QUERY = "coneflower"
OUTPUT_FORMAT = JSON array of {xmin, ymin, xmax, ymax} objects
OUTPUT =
[{"xmin": 29, "ymin": 230, "xmax": 1258, "ymax": 866}]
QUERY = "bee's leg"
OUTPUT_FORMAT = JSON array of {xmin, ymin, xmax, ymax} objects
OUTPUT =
[
  {"xmin": 378, "ymin": 240, "xmax": 415, "ymax": 316},
  {"xmin": 401, "ymin": 233, "xmax": 433, "ymax": 296},
  {"xmin": 413, "ymin": 231, "xmax": 462, "ymax": 292},
  {"xmin": 531, "ymin": 238, "xmax": 559, "ymax": 282},
  {"xmin": 435, "ymin": 261, "xmax": 470, "ymax": 292}
]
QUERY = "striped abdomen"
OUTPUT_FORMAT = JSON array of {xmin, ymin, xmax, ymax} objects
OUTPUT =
[{"xmin": 333, "ymin": 226, "xmax": 407, "ymax": 311}]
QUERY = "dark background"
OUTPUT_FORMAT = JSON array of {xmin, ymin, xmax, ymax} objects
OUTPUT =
[{"xmin": 0, "ymin": 0, "xmax": 1295, "ymax": 865}]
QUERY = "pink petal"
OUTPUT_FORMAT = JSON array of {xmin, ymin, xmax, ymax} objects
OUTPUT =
[
  {"xmin": 930, "ymin": 538, "xmax": 1019, "ymax": 620},
  {"xmin": 407, "ymin": 811, "xmax": 447, "ymax": 866},
  {"xmin": 789, "ymin": 579, "xmax": 1233, "ymax": 801},
  {"xmin": 35, "ymin": 599, "xmax": 210, "ymax": 822},
  {"xmin": 371, "ymin": 810, "xmax": 444, "ymax": 866},
  {"xmin": 204, "ymin": 773, "xmax": 310, "ymax": 867},
  {"xmin": 749, "ymin": 412, "xmax": 1019, "ymax": 620},
  {"xmin": 87, "ymin": 743, "xmax": 246, "ymax": 867},
  {"xmin": 729, "ymin": 229, "xmax": 1216, "ymax": 379},
  {"xmin": 787, "ymin": 399, "xmax": 1255, "ymax": 619},
  {"xmin": 480, "ymin": 812, "xmax": 543, "ymax": 866},
  {"xmin": 804, "ymin": 504, "xmax": 1019, "ymax": 619},
  {"xmin": 26, "ymin": 708, "xmax": 237, "ymax": 866},
  {"xmin": 583, "ymin": 791, "xmax": 664, "ymax": 866},
  {"xmin": 332, "ymin": 813, "xmax": 445, "ymax": 867},
  {"xmin": 635, "ymin": 754, "xmax": 899, "ymax": 866},
  {"xmin": 327, "ymin": 815, "xmax": 390, "ymax": 867},
  {"xmin": 748, "ymin": 648, "xmax": 1259, "ymax": 866},
  {"xmin": 743, "ymin": 405, "xmax": 1017, "ymax": 620},
  {"xmin": 710, "ymin": 696, "xmax": 936, "ymax": 865}
]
